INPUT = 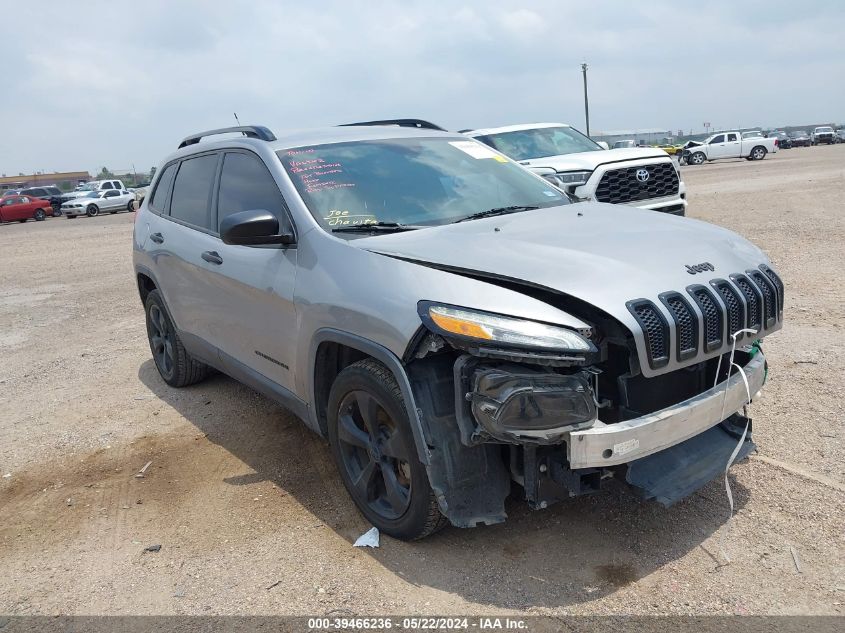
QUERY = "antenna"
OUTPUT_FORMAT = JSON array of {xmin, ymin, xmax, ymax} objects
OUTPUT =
[{"xmin": 233, "ymin": 112, "xmax": 241, "ymax": 126}]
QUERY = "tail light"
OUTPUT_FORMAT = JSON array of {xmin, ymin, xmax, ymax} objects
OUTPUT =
[{"xmin": 774, "ymin": 139, "xmax": 779, "ymax": 147}]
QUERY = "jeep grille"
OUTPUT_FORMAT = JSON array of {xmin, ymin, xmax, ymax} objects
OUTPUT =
[{"xmin": 627, "ymin": 265, "xmax": 784, "ymax": 371}]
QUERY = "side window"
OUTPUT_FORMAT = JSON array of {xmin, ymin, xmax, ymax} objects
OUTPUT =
[
  {"xmin": 727, "ymin": 133, "xmax": 738, "ymax": 142},
  {"xmin": 104, "ymin": 182, "xmax": 115, "ymax": 190},
  {"xmin": 105, "ymin": 191, "xmax": 118, "ymax": 198},
  {"xmin": 710, "ymin": 134, "xmax": 725, "ymax": 144},
  {"xmin": 217, "ymin": 152, "xmax": 289, "ymax": 232},
  {"xmin": 149, "ymin": 163, "xmax": 177, "ymax": 213},
  {"xmin": 169, "ymin": 154, "xmax": 218, "ymax": 229}
]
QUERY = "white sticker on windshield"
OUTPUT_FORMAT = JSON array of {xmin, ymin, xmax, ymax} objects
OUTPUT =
[
  {"xmin": 449, "ymin": 140, "xmax": 501, "ymax": 160},
  {"xmin": 542, "ymin": 191, "xmax": 558, "ymax": 197}
]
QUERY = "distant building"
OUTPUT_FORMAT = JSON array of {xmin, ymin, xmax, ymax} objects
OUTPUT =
[
  {"xmin": 593, "ymin": 128, "xmax": 675, "ymax": 146},
  {"xmin": 0, "ymin": 171, "xmax": 90, "ymax": 191}
]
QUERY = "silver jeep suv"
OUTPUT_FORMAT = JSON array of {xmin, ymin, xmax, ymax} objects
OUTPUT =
[{"xmin": 133, "ymin": 121, "xmax": 784, "ymax": 540}]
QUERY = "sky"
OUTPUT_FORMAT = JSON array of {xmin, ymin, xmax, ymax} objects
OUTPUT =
[{"xmin": 0, "ymin": 0, "xmax": 843, "ymax": 176}]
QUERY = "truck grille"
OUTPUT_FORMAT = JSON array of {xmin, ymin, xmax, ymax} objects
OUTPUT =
[
  {"xmin": 594, "ymin": 162, "xmax": 679, "ymax": 204},
  {"xmin": 628, "ymin": 265, "xmax": 784, "ymax": 371}
]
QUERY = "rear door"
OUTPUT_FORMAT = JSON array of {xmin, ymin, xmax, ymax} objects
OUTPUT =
[
  {"xmin": 146, "ymin": 152, "xmax": 223, "ymax": 351},
  {"xmin": 205, "ymin": 150, "xmax": 299, "ymax": 391},
  {"xmin": 723, "ymin": 133, "xmax": 742, "ymax": 157}
]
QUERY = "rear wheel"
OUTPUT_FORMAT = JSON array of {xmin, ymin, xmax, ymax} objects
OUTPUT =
[
  {"xmin": 327, "ymin": 359, "xmax": 447, "ymax": 541},
  {"xmin": 750, "ymin": 146, "xmax": 767, "ymax": 160},
  {"xmin": 86, "ymin": 205, "xmax": 99, "ymax": 217},
  {"xmin": 144, "ymin": 289, "xmax": 210, "ymax": 388},
  {"xmin": 34, "ymin": 209, "xmax": 46, "ymax": 221}
]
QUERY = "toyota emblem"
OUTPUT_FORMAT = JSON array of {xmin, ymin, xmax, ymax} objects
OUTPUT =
[{"xmin": 636, "ymin": 168, "xmax": 650, "ymax": 183}]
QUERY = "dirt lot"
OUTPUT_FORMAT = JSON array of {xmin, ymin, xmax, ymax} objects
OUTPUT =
[{"xmin": 1, "ymin": 145, "xmax": 843, "ymax": 617}]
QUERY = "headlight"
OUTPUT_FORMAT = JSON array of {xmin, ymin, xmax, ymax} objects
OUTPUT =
[
  {"xmin": 542, "ymin": 171, "xmax": 592, "ymax": 188},
  {"xmin": 421, "ymin": 303, "xmax": 594, "ymax": 352}
]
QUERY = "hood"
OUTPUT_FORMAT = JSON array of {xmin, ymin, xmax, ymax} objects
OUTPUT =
[
  {"xmin": 517, "ymin": 147, "xmax": 669, "ymax": 172},
  {"xmin": 353, "ymin": 204, "xmax": 774, "ymax": 377}
]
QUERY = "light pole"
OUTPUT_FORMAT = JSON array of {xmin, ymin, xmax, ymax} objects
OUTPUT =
[{"xmin": 581, "ymin": 62, "xmax": 590, "ymax": 137}]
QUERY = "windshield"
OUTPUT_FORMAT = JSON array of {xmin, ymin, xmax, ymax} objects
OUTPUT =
[
  {"xmin": 791, "ymin": 131, "xmax": 807, "ymax": 137},
  {"xmin": 83, "ymin": 191, "xmax": 100, "ymax": 198},
  {"xmin": 816, "ymin": 127, "xmax": 833, "ymax": 133},
  {"xmin": 278, "ymin": 137, "xmax": 567, "ymax": 235},
  {"xmin": 473, "ymin": 126, "xmax": 602, "ymax": 161},
  {"xmin": 77, "ymin": 182, "xmax": 100, "ymax": 191},
  {"xmin": 744, "ymin": 131, "xmax": 762, "ymax": 137}
]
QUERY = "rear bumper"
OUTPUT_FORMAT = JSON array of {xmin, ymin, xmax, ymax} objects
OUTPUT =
[{"xmin": 567, "ymin": 350, "xmax": 766, "ymax": 469}]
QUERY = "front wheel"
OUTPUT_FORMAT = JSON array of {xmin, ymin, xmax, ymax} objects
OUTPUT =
[
  {"xmin": 127, "ymin": 200, "xmax": 135, "ymax": 212},
  {"xmin": 86, "ymin": 205, "xmax": 99, "ymax": 217},
  {"xmin": 34, "ymin": 209, "xmax": 46, "ymax": 221},
  {"xmin": 750, "ymin": 146, "xmax": 767, "ymax": 160},
  {"xmin": 689, "ymin": 152, "xmax": 706, "ymax": 165},
  {"xmin": 327, "ymin": 359, "xmax": 447, "ymax": 541}
]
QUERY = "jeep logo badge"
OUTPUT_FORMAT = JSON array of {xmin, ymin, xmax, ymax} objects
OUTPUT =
[
  {"xmin": 685, "ymin": 262, "xmax": 715, "ymax": 275},
  {"xmin": 635, "ymin": 168, "xmax": 650, "ymax": 183}
]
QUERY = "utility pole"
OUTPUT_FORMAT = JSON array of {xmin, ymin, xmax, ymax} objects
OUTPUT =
[{"xmin": 581, "ymin": 62, "xmax": 590, "ymax": 137}]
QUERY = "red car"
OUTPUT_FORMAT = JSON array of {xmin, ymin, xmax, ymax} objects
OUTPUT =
[{"xmin": 0, "ymin": 194, "xmax": 55, "ymax": 223}]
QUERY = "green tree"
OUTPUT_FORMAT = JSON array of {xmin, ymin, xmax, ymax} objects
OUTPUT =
[{"xmin": 99, "ymin": 166, "xmax": 114, "ymax": 178}]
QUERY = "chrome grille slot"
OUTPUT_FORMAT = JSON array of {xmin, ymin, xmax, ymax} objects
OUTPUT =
[
  {"xmin": 626, "ymin": 299, "xmax": 669, "ymax": 370},
  {"xmin": 686, "ymin": 284, "xmax": 723, "ymax": 352},
  {"xmin": 659, "ymin": 292, "xmax": 698, "ymax": 361}
]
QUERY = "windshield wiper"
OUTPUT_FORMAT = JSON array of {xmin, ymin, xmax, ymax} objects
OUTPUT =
[
  {"xmin": 331, "ymin": 222, "xmax": 424, "ymax": 233},
  {"xmin": 453, "ymin": 205, "xmax": 540, "ymax": 223}
]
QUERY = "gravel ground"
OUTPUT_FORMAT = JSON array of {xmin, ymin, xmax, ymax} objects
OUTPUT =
[{"xmin": 0, "ymin": 145, "xmax": 843, "ymax": 616}]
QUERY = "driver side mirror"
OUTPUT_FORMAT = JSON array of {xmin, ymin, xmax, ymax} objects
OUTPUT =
[{"xmin": 220, "ymin": 209, "xmax": 295, "ymax": 246}]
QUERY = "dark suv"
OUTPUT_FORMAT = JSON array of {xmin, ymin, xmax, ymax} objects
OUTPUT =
[{"xmin": 20, "ymin": 186, "xmax": 64, "ymax": 215}]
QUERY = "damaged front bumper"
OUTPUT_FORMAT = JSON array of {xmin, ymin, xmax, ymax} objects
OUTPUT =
[{"xmin": 567, "ymin": 350, "xmax": 766, "ymax": 469}]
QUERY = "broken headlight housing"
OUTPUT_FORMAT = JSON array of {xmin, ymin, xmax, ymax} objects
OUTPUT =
[{"xmin": 420, "ymin": 303, "xmax": 594, "ymax": 353}]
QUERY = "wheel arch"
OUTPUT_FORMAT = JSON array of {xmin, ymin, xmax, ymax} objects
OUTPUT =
[
  {"xmin": 135, "ymin": 266, "xmax": 159, "ymax": 308},
  {"xmin": 308, "ymin": 328, "xmax": 432, "ymax": 465}
]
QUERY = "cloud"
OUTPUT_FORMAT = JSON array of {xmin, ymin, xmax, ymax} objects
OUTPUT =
[{"xmin": 0, "ymin": 0, "xmax": 842, "ymax": 174}]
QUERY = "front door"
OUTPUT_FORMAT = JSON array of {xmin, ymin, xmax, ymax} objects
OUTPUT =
[
  {"xmin": 707, "ymin": 134, "xmax": 729, "ymax": 158},
  {"xmin": 204, "ymin": 150, "xmax": 299, "ymax": 392}
]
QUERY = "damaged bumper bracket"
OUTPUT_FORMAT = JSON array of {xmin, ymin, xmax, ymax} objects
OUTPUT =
[{"xmin": 567, "ymin": 351, "xmax": 766, "ymax": 469}]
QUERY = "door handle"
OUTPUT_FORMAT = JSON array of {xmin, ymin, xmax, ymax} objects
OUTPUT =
[
  {"xmin": 149, "ymin": 232, "xmax": 164, "ymax": 244},
  {"xmin": 202, "ymin": 251, "xmax": 223, "ymax": 265}
]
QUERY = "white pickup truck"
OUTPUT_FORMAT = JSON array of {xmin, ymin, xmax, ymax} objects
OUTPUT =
[
  {"xmin": 683, "ymin": 131, "xmax": 778, "ymax": 165},
  {"xmin": 465, "ymin": 123, "xmax": 687, "ymax": 215},
  {"xmin": 60, "ymin": 179, "xmax": 128, "ymax": 203}
]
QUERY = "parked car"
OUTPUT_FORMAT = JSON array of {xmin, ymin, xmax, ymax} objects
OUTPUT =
[
  {"xmin": 836, "ymin": 130, "xmax": 845, "ymax": 143},
  {"xmin": 61, "ymin": 179, "xmax": 127, "ymax": 203},
  {"xmin": 0, "ymin": 194, "xmax": 53, "ymax": 223},
  {"xmin": 767, "ymin": 131, "xmax": 792, "ymax": 149},
  {"xmin": 62, "ymin": 189, "xmax": 136, "ymax": 218},
  {"xmin": 20, "ymin": 186, "xmax": 65, "ymax": 215},
  {"xmin": 683, "ymin": 131, "xmax": 778, "ymax": 165},
  {"xmin": 811, "ymin": 126, "xmax": 836, "ymax": 145},
  {"xmin": 612, "ymin": 139, "xmax": 637, "ymax": 149},
  {"xmin": 789, "ymin": 130, "xmax": 811, "ymax": 147},
  {"xmin": 742, "ymin": 130, "xmax": 763, "ymax": 139},
  {"xmin": 133, "ymin": 123, "xmax": 784, "ymax": 540},
  {"xmin": 464, "ymin": 123, "xmax": 687, "ymax": 215}
]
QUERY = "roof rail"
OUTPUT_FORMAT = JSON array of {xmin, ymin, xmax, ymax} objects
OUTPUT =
[
  {"xmin": 177, "ymin": 125, "xmax": 277, "ymax": 149},
  {"xmin": 338, "ymin": 119, "xmax": 447, "ymax": 131}
]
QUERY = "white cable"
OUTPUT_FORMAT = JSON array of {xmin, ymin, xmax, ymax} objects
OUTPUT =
[{"xmin": 717, "ymin": 328, "xmax": 757, "ymax": 563}]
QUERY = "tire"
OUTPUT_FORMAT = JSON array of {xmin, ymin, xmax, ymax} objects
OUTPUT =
[
  {"xmin": 689, "ymin": 152, "xmax": 706, "ymax": 166},
  {"xmin": 750, "ymin": 146, "xmax": 767, "ymax": 160},
  {"xmin": 144, "ymin": 289, "xmax": 210, "ymax": 388},
  {"xmin": 34, "ymin": 209, "xmax": 46, "ymax": 221},
  {"xmin": 127, "ymin": 200, "xmax": 135, "ymax": 212},
  {"xmin": 53, "ymin": 207, "xmax": 62, "ymax": 217},
  {"xmin": 86, "ymin": 204, "xmax": 99, "ymax": 217},
  {"xmin": 327, "ymin": 359, "xmax": 447, "ymax": 541}
]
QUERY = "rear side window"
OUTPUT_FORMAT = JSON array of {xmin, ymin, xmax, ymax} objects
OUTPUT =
[
  {"xmin": 149, "ymin": 163, "xmax": 177, "ymax": 212},
  {"xmin": 727, "ymin": 133, "xmax": 737, "ymax": 142},
  {"xmin": 169, "ymin": 154, "xmax": 218, "ymax": 229},
  {"xmin": 217, "ymin": 152, "xmax": 288, "ymax": 231}
]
